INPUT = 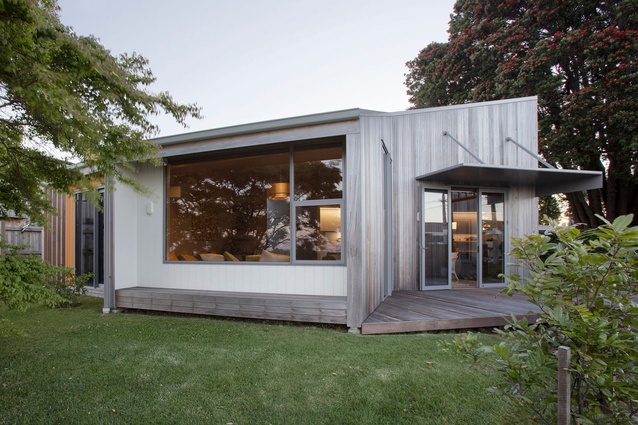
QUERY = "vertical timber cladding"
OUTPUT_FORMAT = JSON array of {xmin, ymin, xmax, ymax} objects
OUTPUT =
[
  {"xmin": 44, "ymin": 190, "xmax": 75, "ymax": 268},
  {"xmin": 347, "ymin": 115, "xmax": 395, "ymax": 328},
  {"xmin": 384, "ymin": 97, "xmax": 539, "ymax": 292},
  {"xmin": 345, "ymin": 132, "xmax": 364, "ymax": 328}
]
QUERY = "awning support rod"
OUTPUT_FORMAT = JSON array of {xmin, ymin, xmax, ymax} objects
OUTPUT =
[
  {"xmin": 505, "ymin": 137, "xmax": 555, "ymax": 169},
  {"xmin": 442, "ymin": 131, "xmax": 484, "ymax": 164}
]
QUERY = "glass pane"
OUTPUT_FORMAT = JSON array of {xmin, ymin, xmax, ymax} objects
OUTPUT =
[
  {"xmin": 295, "ymin": 205, "xmax": 341, "ymax": 261},
  {"xmin": 422, "ymin": 190, "xmax": 448, "ymax": 287},
  {"xmin": 452, "ymin": 190, "xmax": 478, "ymax": 286},
  {"xmin": 482, "ymin": 192, "xmax": 505, "ymax": 283},
  {"xmin": 166, "ymin": 151, "xmax": 291, "ymax": 261},
  {"xmin": 75, "ymin": 192, "xmax": 104, "ymax": 286},
  {"xmin": 294, "ymin": 145, "xmax": 343, "ymax": 201},
  {"xmin": 76, "ymin": 194, "xmax": 94, "ymax": 281}
]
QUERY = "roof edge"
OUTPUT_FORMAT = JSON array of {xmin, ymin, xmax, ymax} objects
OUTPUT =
[
  {"xmin": 388, "ymin": 96, "xmax": 538, "ymax": 117},
  {"xmin": 153, "ymin": 108, "xmax": 384, "ymax": 146}
]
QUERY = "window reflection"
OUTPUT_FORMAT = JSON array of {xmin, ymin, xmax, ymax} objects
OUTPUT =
[
  {"xmin": 294, "ymin": 146, "xmax": 343, "ymax": 201},
  {"xmin": 481, "ymin": 193, "xmax": 504, "ymax": 283},
  {"xmin": 296, "ymin": 205, "xmax": 341, "ymax": 261},
  {"xmin": 167, "ymin": 151, "xmax": 291, "ymax": 261},
  {"xmin": 166, "ymin": 141, "xmax": 344, "ymax": 263}
]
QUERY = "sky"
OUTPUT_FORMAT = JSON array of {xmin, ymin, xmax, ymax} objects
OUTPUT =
[{"xmin": 57, "ymin": 0, "xmax": 455, "ymax": 137}]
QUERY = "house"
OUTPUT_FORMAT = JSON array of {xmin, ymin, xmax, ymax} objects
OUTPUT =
[{"xmin": 49, "ymin": 96, "xmax": 602, "ymax": 332}]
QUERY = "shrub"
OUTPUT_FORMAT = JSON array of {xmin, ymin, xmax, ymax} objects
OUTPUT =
[
  {"xmin": 450, "ymin": 215, "xmax": 638, "ymax": 424},
  {"xmin": 0, "ymin": 244, "xmax": 88, "ymax": 335}
]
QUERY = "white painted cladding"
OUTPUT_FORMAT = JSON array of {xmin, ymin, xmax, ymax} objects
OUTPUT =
[{"xmin": 113, "ymin": 160, "xmax": 347, "ymax": 297}]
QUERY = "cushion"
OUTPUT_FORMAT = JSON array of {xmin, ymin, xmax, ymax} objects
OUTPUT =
[
  {"xmin": 245, "ymin": 255, "xmax": 261, "ymax": 262},
  {"xmin": 223, "ymin": 251, "xmax": 240, "ymax": 262},
  {"xmin": 200, "ymin": 253, "xmax": 224, "ymax": 262},
  {"xmin": 180, "ymin": 253, "xmax": 199, "ymax": 261},
  {"xmin": 168, "ymin": 252, "xmax": 179, "ymax": 261},
  {"xmin": 259, "ymin": 250, "xmax": 290, "ymax": 263}
]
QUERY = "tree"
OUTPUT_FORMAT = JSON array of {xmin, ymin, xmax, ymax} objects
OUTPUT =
[
  {"xmin": 405, "ymin": 0, "xmax": 638, "ymax": 227},
  {"xmin": 539, "ymin": 195, "xmax": 561, "ymax": 225},
  {"xmin": 0, "ymin": 0, "xmax": 201, "ymax": 225}
]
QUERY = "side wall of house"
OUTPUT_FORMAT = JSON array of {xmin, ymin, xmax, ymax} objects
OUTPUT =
[
  {"xmin": 386, "ymin": 98, "xmax": 538, "ymax": 289},
  {"xmin": 346, "ymin": 116, "xmax": 393, "ymax": 327},
  {"xmin": 360, "ymin": 98, "xmax": 539, "ymax": 294}
]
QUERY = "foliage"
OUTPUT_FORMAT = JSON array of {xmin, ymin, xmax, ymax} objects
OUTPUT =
[
  {"xmin": 0, "ymin": 0, "xmax": 201, "ymax": 225},
  {"xmin": 0, "ymin": 243, "xmax": 88, "ymax": 335},
  {"xmin": 0, "ymin": 247, "xmax": 65, "ymax": 311},
  {"xmin": 405, "ymin": 0, "xmax": 638, "ymax": 227},
  {"xmin": 539, "ymin": 195, "xmax": 562, "ymax": 225},
  {"xmin": 450, "ymin": 215, "xmax": 638, "ymax": 424},
  {"xmin": 44, "ymin": 266, "xmax": 89, "ymax": 307}
]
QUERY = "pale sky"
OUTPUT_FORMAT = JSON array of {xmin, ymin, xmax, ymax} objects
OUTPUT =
[{"xmin": 58, "ymin": 0, "xmax": 455, "ymax": 137}]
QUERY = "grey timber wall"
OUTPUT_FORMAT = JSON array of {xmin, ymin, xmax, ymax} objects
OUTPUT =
[
  {"xmin": 346, "ymin": 116, "xmax": 394, "ymax": 327},
  {"xmin": 345, "ymin": 132, "xmax": 365, "ymax": 328},
  {"xmin": 356, "ymin": 97, "xmax": 539, "ymax": 303},
  {"xmin": 44, "ymin": 189, "xmax": 68, "ymax": 267}
]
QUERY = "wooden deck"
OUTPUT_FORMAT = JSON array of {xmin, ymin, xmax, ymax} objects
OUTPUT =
[
  {"xmin": 361, "ymin": 288, "xmax": 541, "ymax": 335},
  {"xmin": 116, "ymin": 287, "xmax": 348, "ymax": 325}
]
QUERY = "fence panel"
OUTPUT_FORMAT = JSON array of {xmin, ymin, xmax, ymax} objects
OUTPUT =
[{"xmin": 2, "ymin": 224, "xmax": 44, "ymax": 256}]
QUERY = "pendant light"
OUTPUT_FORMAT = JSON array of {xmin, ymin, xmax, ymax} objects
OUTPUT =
[{"xmin": 268, "ymin": 182, "xmax": 290, "ymax": 201}]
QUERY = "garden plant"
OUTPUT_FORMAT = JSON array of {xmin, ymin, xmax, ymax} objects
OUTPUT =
[{"xmin": 451, "ymin": 215, "xmax": 638, "ymax": 424}]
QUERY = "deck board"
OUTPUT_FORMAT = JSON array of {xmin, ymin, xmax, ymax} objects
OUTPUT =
[
  {"xmin": 116, "ymin": 287, "xmax": 541, "ymax": 333},
  {"xmin": 116, "ymin": 287, "xmax": 347, "ymax": 325},
  {"xmin": 361, "ymin": 288, "xmax": 540, "ymax": 334}
]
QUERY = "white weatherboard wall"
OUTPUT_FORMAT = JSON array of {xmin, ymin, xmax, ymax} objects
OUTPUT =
[
  {"xmin": 113, "ymin": 162, "xmax": 347, "ymax": 296},
  {"xmin": 112, "ymin": 167, "xmax": 139, "ymax": 290}
]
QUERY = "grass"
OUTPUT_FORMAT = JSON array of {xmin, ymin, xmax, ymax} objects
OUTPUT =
[{"xmin": 1, "ymin": 297, "xmax": 511, "ymax": 424}]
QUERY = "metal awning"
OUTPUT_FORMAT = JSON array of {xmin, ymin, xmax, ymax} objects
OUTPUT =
[{"xmin": 416, "ymin": 163, "xmax": 603, "ymax": 196}]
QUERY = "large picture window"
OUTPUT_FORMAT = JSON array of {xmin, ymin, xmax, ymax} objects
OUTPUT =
[{"xmin": 166, "ymin": 139, "xmax": 343, "ymax": 263}]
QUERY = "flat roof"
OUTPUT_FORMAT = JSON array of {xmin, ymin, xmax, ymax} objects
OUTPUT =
[
  {"xmin": 416, "ymin": 163, "xmax": 603, "ymax": 196},
  {"xmin": 152, "ymin": 108, "xmax": 384, "ymax": 146}
]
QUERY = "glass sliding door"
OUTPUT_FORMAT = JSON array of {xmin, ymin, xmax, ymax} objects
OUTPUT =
[
  {"xmin": 420, "ymin": 189, "xmax": 450, "ymax": 289},
  {"xmin": 481, "ymin": 192, "xmax": 505, "ymax": 285},
  {"xmin": 451, "ymin": 190, "xmax": 478, "ymax": 287},
  {"xmin": 420, "ymin": 187, "xmax": 507, "ymax": 290}
]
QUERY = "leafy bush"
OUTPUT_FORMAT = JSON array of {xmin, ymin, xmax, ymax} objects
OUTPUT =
[
  {"xmin": 0, "ymin": 244, "xmax": 88, "ymax": 335},
  {"xmin": 449, "ymin": 215, "xmax": 638, "ymax": 424}
]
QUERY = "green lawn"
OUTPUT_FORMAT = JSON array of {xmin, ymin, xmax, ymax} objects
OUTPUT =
[{"xmin": 1, "ymin": 296, "xmax": 511, "ymax": 424}]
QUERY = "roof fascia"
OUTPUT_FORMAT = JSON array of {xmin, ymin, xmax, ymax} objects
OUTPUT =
[{"xmin": 153, "ymin": 108, "xmax": 384, "ymax": 147}]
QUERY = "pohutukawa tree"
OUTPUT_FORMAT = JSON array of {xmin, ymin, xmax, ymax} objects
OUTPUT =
[
  {"xmin": 405, "ymin": 0, "xmax": 638, "ymax": 227},
  {"xmin": 0, "ymin": 0, "xmax": 201, "ymax": 225}
]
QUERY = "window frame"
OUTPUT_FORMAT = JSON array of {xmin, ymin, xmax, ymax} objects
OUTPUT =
[{"xmin": 163, "ymin": 138, "xmax": 346, "ymax": 265}]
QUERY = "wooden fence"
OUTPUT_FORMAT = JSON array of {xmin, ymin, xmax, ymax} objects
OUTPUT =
[{"xmin": 0, "ymin": 220, "xmax": 44, "ymax": 257}]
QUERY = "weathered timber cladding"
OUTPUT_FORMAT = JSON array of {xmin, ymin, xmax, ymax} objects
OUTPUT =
[
  {"xmin": 116, "ymin": 287, "xmax": 347, "ymax": 324},
  {"xmin": 43, "ymin": 189, "xmax": 74, "ymax": 267},
  {"xmin": 358, "ymin": 97, "xmax": 538, "ymax": 294}
]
